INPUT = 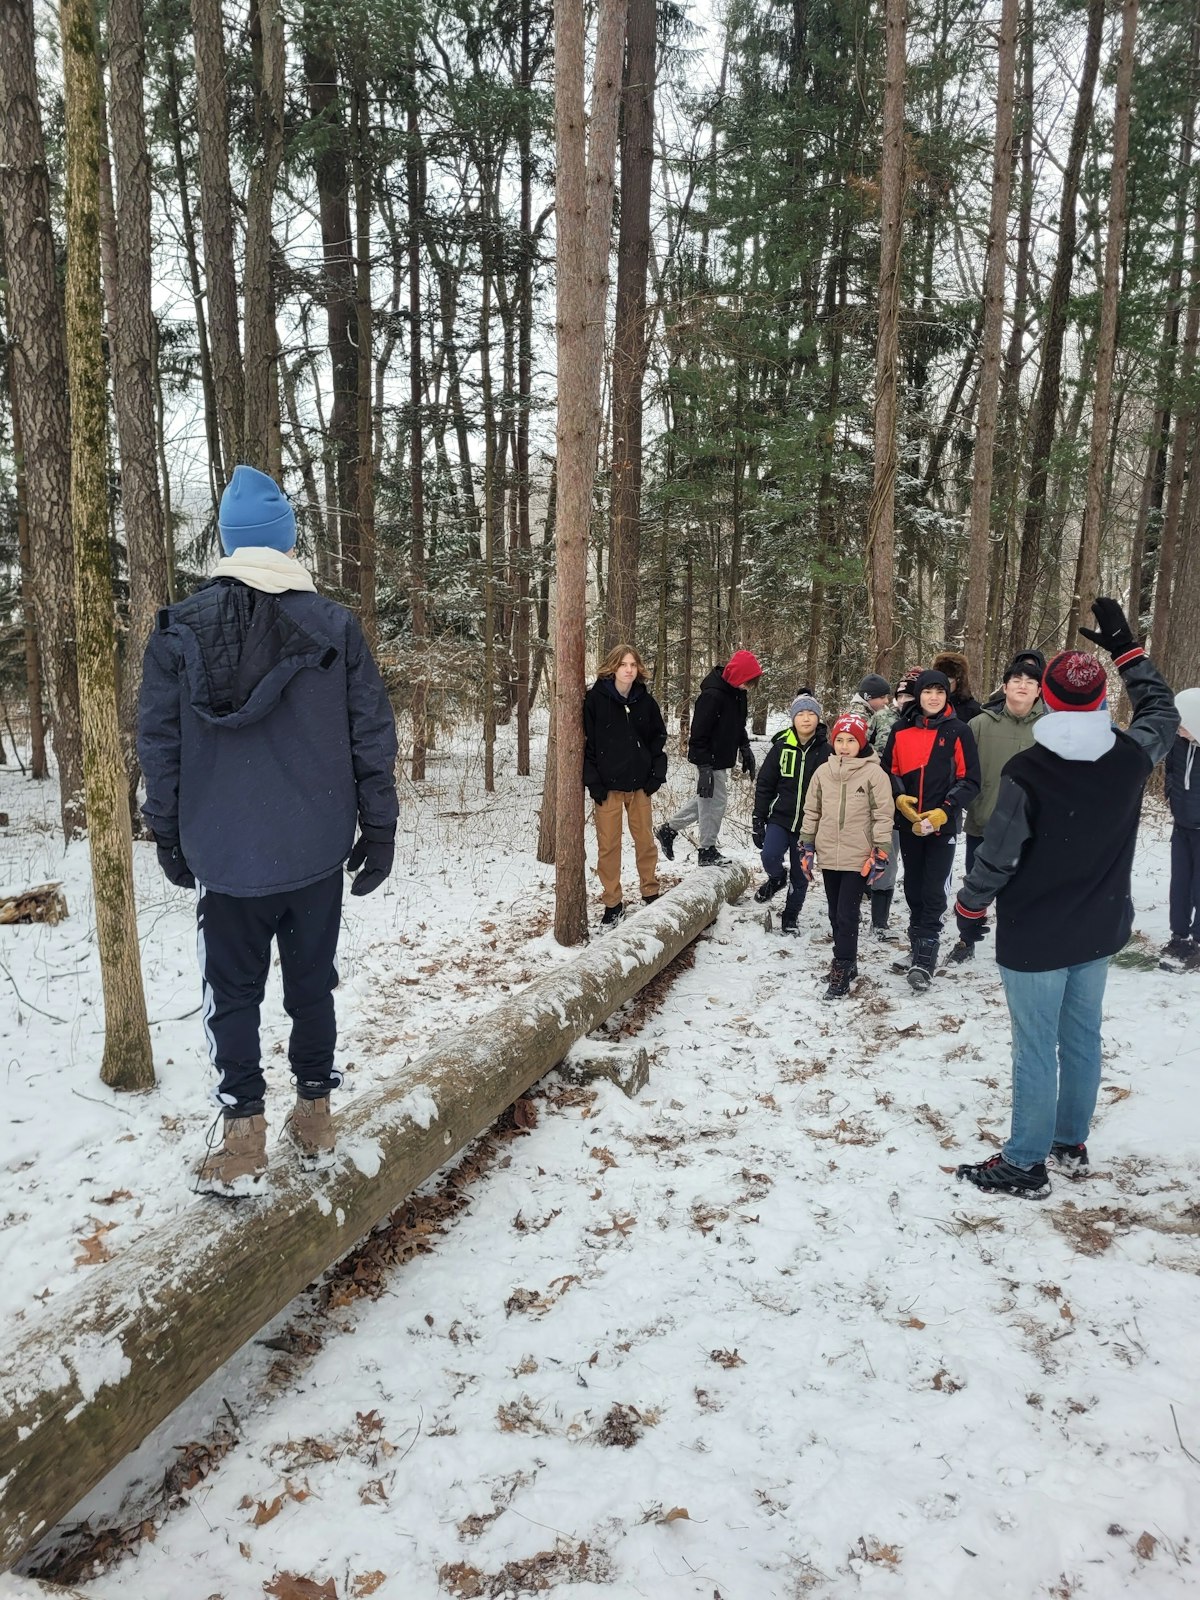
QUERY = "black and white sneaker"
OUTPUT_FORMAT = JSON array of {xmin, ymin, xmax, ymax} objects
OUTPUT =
[
  {"xmin": 1049, "ymin": 1141, "xmax": 1089, "ymax": 1175},
  {"xmin": 754, "ymin": 873, "xmax": 787, "ymax": 904},
  {"xmin": 697, "ymin": 845, "xmax": 731, "ymax": 867},
  {"xmin": 956, "ymin": 1153, "xmax": 1051, "ymax": 1199},
  {"xmin": 600, "ymin": 902, "xmax": 625, "ymax": 927},
  {"xmin": 780, "ymin": 911, "xmax": 800, "ymax": 937},
  {"xmin": 656, "ymin": 824, "xmax": 677, "ymax": 861},
  {"xmin": 1160, "ymin": 936, "xmax": 1194, "ymax": 971}
]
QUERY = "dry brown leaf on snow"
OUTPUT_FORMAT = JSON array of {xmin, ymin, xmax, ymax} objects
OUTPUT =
[
  {"xmin": 590, "ymin": 1145, "xmax": 618, "ymax": 1169},
  {"xmin": 857, "ymin": 1537, "xmax": 902, "ymax": 1565},
  {"xmin": 1135, "ymin": 1532, "xmax": 1157, "ymax": 1560},
  {"xmin": 659, "ymin": 1506, "xmax": 691, "ymax": 1524},
  {"xmin": 262, "ymin": 1574, "xmax": 338, "ymax": 1599},
  {"xmin": 709, "ymin": 1348, "xmax": 744, "ymax": 1369},
  {"xmin": 96, "ymin": 1188, "xmax": 133, "ymax": 1205},
  {"xmin": 252, "ymin": 1495, "xmax": 284, "ymax": 1526},
  {"xmin": 901, "ymin": 1317, "xmax": 926, "ymax": 1329},
  {"xmin": 74, "ymin": 1222, "xmax": 117, "ymax": 1265},
  {"xmin": 590, "ymin": 1213, "xmax": 636, "ymax": 1237},
  {"xmin": 350, "ymin": 1574, "xmax": 387, "ymax": 1597},
  {"xmin": 438, "ymin": 1563, "xmax": 485, "ymax": 1598},
  {"xmin": 239, "ymin": 1541, "xmax": 252, "ymax": 1559}
]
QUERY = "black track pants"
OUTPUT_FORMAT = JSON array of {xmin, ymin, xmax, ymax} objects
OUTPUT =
[
  {"xmin": 822, "ymin": 868, "xmax": 866, "ymax": 963},
  {"xmin": 897, "ymin": 830, "xmax": 956, "ymax": 941},
  {"xmin": 197, "ymin": 869, "xmax": 343, "ymax": 1116}
]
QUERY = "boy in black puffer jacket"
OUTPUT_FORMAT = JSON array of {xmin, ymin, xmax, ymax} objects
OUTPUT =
[
  {"xmin": 751, "ymin": 694, "xmax": 829, "ymax": 933},
  {"xmin": 658, "ymin": 649, "xmax": 762, "ymax": 866},
  {"xmin": 583, "ymin": 645, "xmax": 669, "ymax": 926}
]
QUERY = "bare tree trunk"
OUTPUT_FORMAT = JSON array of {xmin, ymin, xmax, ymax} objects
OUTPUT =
[
  {"xmin": 553, "ymin": 0, "xmax": 628, "ymax": 944},
  {"xmin": 1150, "ymin": 196, "xmax": 1200, "ymax": 665},
  {"xmin": 0, "ymin": 0, "xmax": 86, "ymax": 835},
  {"xmin": 405, "ymin": 88, "xmax": 428, "ymax": 778},
  {"xmin": 12, "ymin": 401, "xmax": 48, "ymax": 778},
  {"xmin": 1161, "ymin": 443, "xmax": 1200, "ymax": 691},
  {"xmin": 190, "ymin": 0, "xmax": 244, "ymax": 472},
  {"xmin": 353, "ymin": 82, "xmax": 378, "ymax": 647},
  {"xmin": 864, "ymin": 0, "xmax": 907, "ymax": 682},
  {"xmin": 514, "ymin": 2, "xmax": 535, "ymax": 776},
  {"xmin": 1068, "ymin": 0, "xmax": 1138, "ymax": 646},
  {"xmin": 243, "ymin": 0, "xmax": 284, "ymax": 469},
  {"xmin": 59, "ymin": 0, "xmax": 153, "ymax": 1089},
  {"xmin": 481, "ymin": 260, "xmax": 497, "ymax": 793},
  {"xmin": 962, "ymin": 0, "xmax": 1018, "ymax": 683},
  {"xmin": 1008, "ymin": 0, "xmax": 1103, "ymax": 653},
  {"xmin": 604, "ymin": 0, "xmax": 656, "ymax": 651}
]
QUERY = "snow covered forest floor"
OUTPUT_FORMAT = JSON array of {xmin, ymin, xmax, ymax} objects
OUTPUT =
[{"xmin": 3, "ymin": 719, "xmax": 1200, "ymax": 1600}]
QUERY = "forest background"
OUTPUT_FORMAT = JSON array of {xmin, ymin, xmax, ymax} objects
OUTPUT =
[{"xmin": 3, "ymin": 0, "xmax": 1200, "ymax": 1005}]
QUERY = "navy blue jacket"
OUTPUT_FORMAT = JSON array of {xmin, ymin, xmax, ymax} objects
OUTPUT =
[
  {"xmin": 138, "ymin": 579, "xmax": 399, "ymax": 896},
  {"xmin": 1165, "ymin": 737, "xmax": 1200, "ymax": 829}
]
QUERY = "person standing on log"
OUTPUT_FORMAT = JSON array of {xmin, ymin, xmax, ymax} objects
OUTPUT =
[
  {"xmin": 138, "ymin": 465, "xmax": 399, "ymax": 1195},
  {"xmin": 583, "ymin": 644, "xmax": 668, "ymax": 928},
  {"xmin": 657, "ymin": 649, "xmax": 762, "ymax": 867}
]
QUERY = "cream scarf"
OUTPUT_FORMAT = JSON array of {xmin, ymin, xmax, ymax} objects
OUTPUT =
[{"xmin": 212, "ymin": 546, "xmax": 316, "ymax": 595}]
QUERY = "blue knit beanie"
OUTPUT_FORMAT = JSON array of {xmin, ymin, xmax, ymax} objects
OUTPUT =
[{"xmin": 218, "ymin": 465, "xmax": 297, "ymax": 554}]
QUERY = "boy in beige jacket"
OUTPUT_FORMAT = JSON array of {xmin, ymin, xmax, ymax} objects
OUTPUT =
[{"xmin": 800, "ymin": 714, "xmax": 895, "ymax": 997}]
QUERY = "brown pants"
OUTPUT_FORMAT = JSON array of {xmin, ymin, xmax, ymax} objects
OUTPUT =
[{"xmin": 594, "ymin": 789, "xmax": 660, "ymax": 907}]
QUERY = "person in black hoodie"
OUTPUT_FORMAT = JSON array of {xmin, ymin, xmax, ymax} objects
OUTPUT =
[
  {"xmin": 657, "ymin": 649, "xmax": 762, "ymax": 866},
  {"xmin": 953, "ymin": 601, "xmax": 1178, "ymax": 1198},
  {"xmin": 932, "ymin": 649, "xmax": 984, "ymax": 724},
  {"xmin": 880, "ymin": 668, "xmax": 980, "ymax": 989},
  {"xmin": 583, "ymin": 644, "xmax": 668, "ymax": 926},
  {"xmin": 751, "ymin": 693, "xmax": 830, "ymax": 932}
]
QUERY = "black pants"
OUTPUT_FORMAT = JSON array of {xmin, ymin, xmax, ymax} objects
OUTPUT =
[
  {"xmin": 898, "ymin": 830, "xmax": 956, "ymax": 941},
  {"xmin": 823, "ymin": 869, "xmax": 865, "ymax": 963},
  {"xmin": 197, "ymin": 870, "xmax": 343, "ymax": 1116},
  {"xmin": 1170, "ymin": 825, "xmax": 1200, "ymax": 940}
]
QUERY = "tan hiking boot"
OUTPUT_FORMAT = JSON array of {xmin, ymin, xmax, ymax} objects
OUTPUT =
[
  {"xmin": 195, "ymin": 1114, "xmax": 268, "ymax": 1197},
  {"xmin": 285, "ymin": 1095, "xmax": 335, "ymax": 1167}
]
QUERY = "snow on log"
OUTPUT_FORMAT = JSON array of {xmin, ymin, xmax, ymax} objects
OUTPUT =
[{"xmin": 0, "ymin": 861, "xmax": 750, "ymax": 1568}]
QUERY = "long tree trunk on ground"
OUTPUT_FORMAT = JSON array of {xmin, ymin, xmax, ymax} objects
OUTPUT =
[
  {"xmin": 553, "ymin": 0, "xmax": 628, "ymax": 945},
  {"xmin": 59, "ymin": 0, "xmax": 153, "ymax": 1090},
  {"xmin": 243, "ymin": 0, "xmax": 284, "ymax": 470},
  {"xmin": 604, "ymin": 0, "xmax": 656, "ymax": 651},
  {"xmin": 1068, "ymin": 0, "xmax": 1138, "ymax": 646},
  {"xmin": 0, "ymin": 0, "xmax": 86, "ymax": 835},
  {"xmin": 962, "ymin": 0, "xmax": 1018, "ymax": 683},
  {"xmin": 1008, "ymin": 0, "xmax": 1104, "ymax": 653},
  {"xmin": 109, "ymin": 0, "xmax": 167, "ymax": 808},
  {"xmin": 190, "ymin": 0, "xmax": 244, "ymax": 474},
  {"xmin": 864, "ymin": 0, "xmax": 907, "ymax": 682},
  {"xmin": 303, "ymin": 24, "xmax": 360, "ymax": 595},
  {"xmin": 12, "ymin": 402, "xmax": 48, "ymax": 779},
  {"xmin": 406, "ymin": 86, "xmax": 427, "ymax": 777}
]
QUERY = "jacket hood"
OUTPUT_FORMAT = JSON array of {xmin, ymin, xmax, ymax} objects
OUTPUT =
[
  {"xmin": 701, "ymin": 666, "xmax": 739, "ymax": 697},
  {"xmin": 932, "ymin": 651, "xmax": 973, "ymax": 698},
  {"xmin": 161, "ymin": 582, "xmax": 338, "ymax": 730},
  {"xmin": 772, "ymin": 722, "xmax": 828, "ymax": 748},
  {"xmin": 826, "ymin": 748, "xmax": 882, "ymax": 780},
  {"xmin": 592, "ymin": 673, "xmax": 646, "ymax": 703},
  {"xmin": 1033, "ymin": 708, "xmax": 1116, "ymax": 763},
  {"xmin": 722, "ymin": 650, "xmax": 762, "ymax": 689}
]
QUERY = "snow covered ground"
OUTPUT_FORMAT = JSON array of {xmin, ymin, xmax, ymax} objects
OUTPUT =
[{"xmin": 3, "ymin": 721, "xmax": 1200, "ymax": 1599}]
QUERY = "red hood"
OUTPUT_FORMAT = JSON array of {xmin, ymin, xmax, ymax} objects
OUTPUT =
[{"xmin": 723, "ymin": 650, "xmax": 762, "ymax": 689}]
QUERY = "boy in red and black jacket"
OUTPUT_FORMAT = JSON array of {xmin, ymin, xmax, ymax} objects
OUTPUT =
[{"xmin": 880, "ymin": 668, "xmax": 980, "ymax": 990}]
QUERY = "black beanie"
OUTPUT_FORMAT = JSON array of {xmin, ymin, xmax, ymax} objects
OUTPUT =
[
  {"xmin": 914, "ymin": 669, "xmax": 951, "ymax": 699},
  {"xmin": 1003, "ymin": 649, "xmax": 1045, "ymax": 684},
  {"xmin": 857, "ymin": 673, "xmax": 891, "ymax": 699}
]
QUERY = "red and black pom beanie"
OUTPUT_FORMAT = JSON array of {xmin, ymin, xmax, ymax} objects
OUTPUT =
[
  {"xmin": 831, "ymin": 713, "xmax": 869, "ymax": 751},
  {"xmin": 1041, "ymin": 650, "xmax": 1108, "ymax": 713}
]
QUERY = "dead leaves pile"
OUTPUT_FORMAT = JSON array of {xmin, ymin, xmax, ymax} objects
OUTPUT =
[{"xmin": 439, "ymin": 1538, "xmax": 609, "ymax": 1598}]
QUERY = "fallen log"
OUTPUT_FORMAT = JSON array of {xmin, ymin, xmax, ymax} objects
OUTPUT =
[
  {"xmin": 0, "ymin": 861, "xmax": 750, "ymax": 1568},
  {"xmin": 0, "ymin": 884, "xmax": 67, "ymax": 926}
]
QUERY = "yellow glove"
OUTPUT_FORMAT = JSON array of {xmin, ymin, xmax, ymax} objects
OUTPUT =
[
  {"xmin": 896, "ymin": 794, "xmax": 921, "ymax": 825},
  {"xmin": 923, "ymin": 807, "xmax": 948, "ymax": 832}
]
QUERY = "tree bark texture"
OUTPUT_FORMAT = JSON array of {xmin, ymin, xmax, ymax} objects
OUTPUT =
[
  {"xmin": 0, "ymin": 864, "xmax": 750, "ymax": 1568},
  {"xmin": 1008, "ymin": 0, "xmax": 1103, "ymax": 653},
  {"xmin": 604, "ymin": 0, "xmax": 656, "ymax": 652},
  {"xmin": 1068, "ymin": 0, "xmax": 1138, "ymax": 646},
  {"xmin": 553, "ymin": 0, "xmax": 628, "ymax": 945},
  {"xmin": 58, "ymin": 0, "xmax": 154, "ymax": 1092},
  {"xmin": 352, "ymin": 83, "xmax": 377, "ymax": 644},
  {"xmin": 962, "ymin": 0, "xmax": 1018, "ymax": 685},
  {"xmin": 243, "ymin": 0, "xmax": 285, "ymax": 469},
  {"xmin": 12, "ymin": 400, "xmax": 48, "ymax": 779},
  {"xmin": 406, "ymin": 90, "xmax": 427, "ymax": 775},
  {"xmin": 108, "ymin": 0, "xmax": 168, "ymax": 756},
  {"xmin": 0, "ymin": 0, "xmax": 86, "ymax": 835},
  {"xmin": 864, "ymin": 0, "xmax": 907, "ymax": 682},
  {"xmin": 190, "ymin": 0, "xmax": 244, "ymax": 474}
]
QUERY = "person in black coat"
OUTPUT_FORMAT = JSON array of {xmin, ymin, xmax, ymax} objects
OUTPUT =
[
  {"xmin": 657, "ymin": 649, "xmax": 762, "ymax": 866},
  {"xmin": 138, "ymin": 465, "xmax": 399, "ymax": 1195},
  {"xmin": 583, "ymin": 644, "xmax": 668, "ymax": 926},
  {"xmin": 932, "ymin": 649, "xmax": 984, "ymax": 723}
]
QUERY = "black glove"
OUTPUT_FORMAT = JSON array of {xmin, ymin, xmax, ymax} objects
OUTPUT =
[
  {"xmin": 751, "ymin": 816, "xmax": 766, "ymax": 849},
  {"xmin": 697, "ymin": 766, "xmax": 715, "ymax": 800},
  {"xmin": 346, "ymin": 828, "xmax": 395, "ymax": 896},
  {"xmin": 1078, "ymin": 597, "xmax": 1137, "ymax": 658},
  {"xmin": 740, "ymin": 743, "xmax": 757, "ymax": 780},
  {"xmin": 589, "ymin": 786, "xmax": 609, "ymax": 807},
  {"xmin": 155, "ymin": 837, "xmax": 195, "ymax": 890},
  {"xmin": 954, "ymin": 901, "xmax": 987, "ymax": 944}
]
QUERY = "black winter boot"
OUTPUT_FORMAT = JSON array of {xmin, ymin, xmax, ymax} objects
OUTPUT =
[
  {"xmin": 697, "ymin": 845, "xmax": 730, "ymax": 867},
  {"xmin": 601, "ymin": 902, "xmax": 625, "ymax": 926},
  {"xmin": 907, "ymin": 936, "xmax": 939, "ymax": 992},
  {"xmin": 823, "ymin": 959, "xmax": 857, "ymax": 999},
  {"xmin": 948, "ymin": 939, "xmax": 975, "ymax": 964},
  {"xmin": 754, "ymin": 872, "xmax": 788, "ymax": 903},
  {"xmin": 956, "ymin": 1153, "xmax": 1051, "ymax": 1199},
  {"xmin": 870, "ymin": 889, "xmax": 893, "ymax": 939},
  {"xmin": 656, "ymin": 823, "xmax": 677, "ymax": 861}
]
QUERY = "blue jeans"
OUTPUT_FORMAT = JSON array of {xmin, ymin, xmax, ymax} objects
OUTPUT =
[
  {"xmin": 998, "ymin": 958, "xmax": 1109, "ymax": 1169},
  {"xmin": 761, "ymin": 822, "xmax": 809, "ymax": 922}
]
